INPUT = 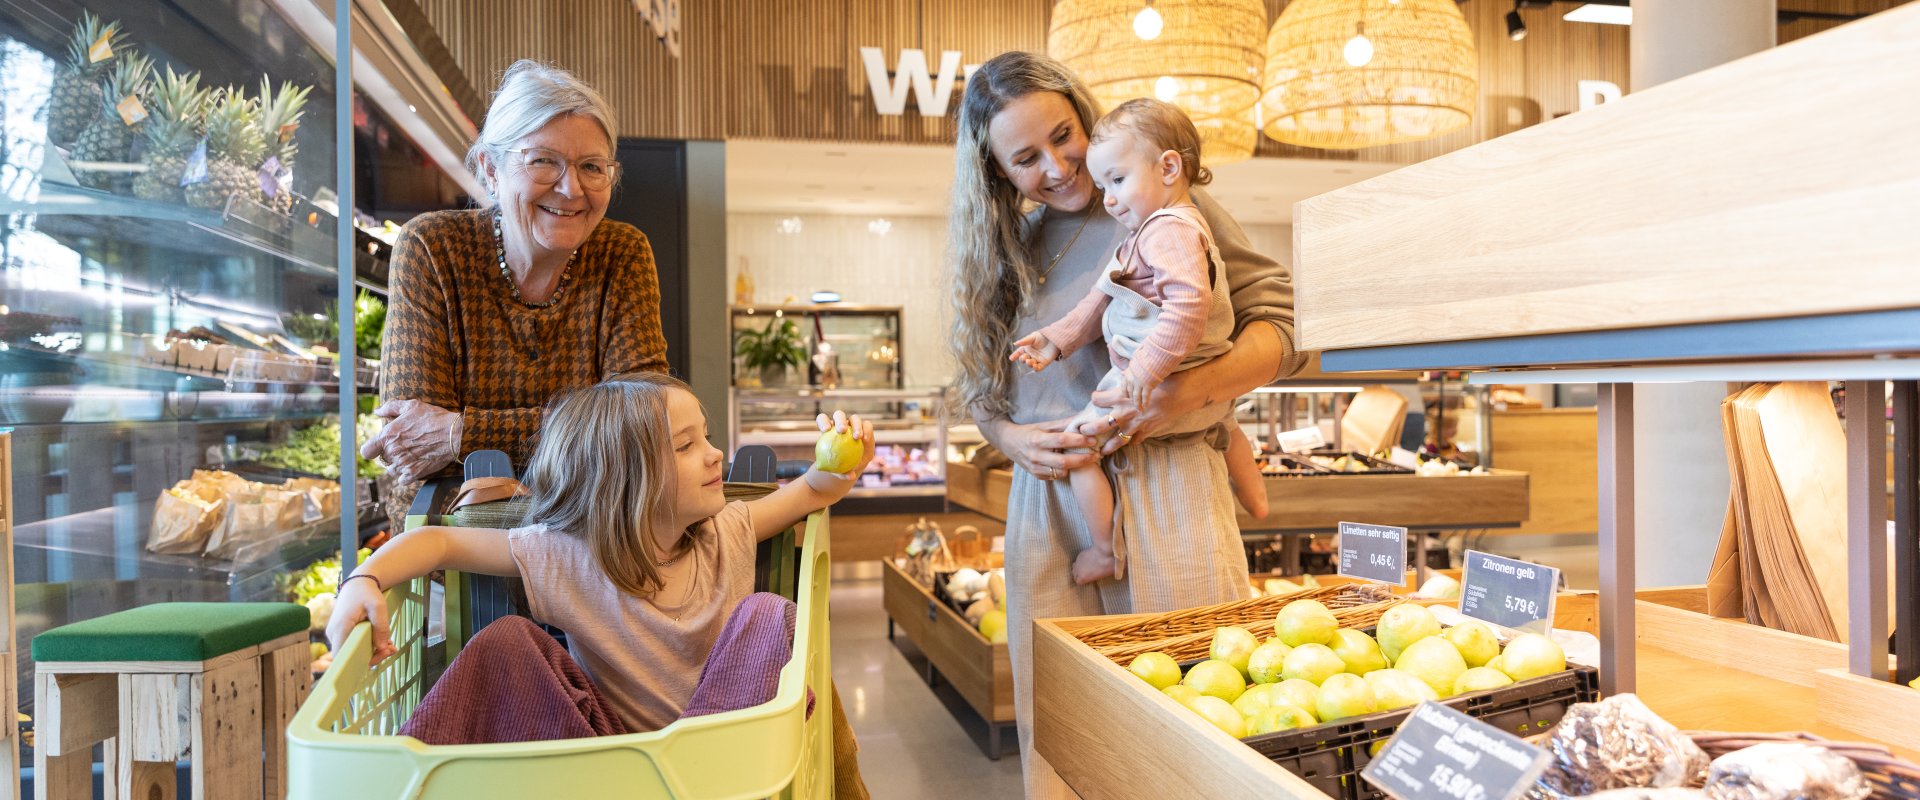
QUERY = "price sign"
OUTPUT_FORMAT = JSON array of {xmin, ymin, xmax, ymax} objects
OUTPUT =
[
  {"xmin": 1276, "ymin": 425, "xmax": 1327, "ymax": 453},
  {"xmin": 1362, "ymin": 701, "xmax": 1550, "ymax": 800},
  {"xmin": 1458, "ymin": 550, "xmax": 1559, "ymax": 634},
  {"xmin": 1338, "ymin": 522, "xmax": 1407, "ymax": 586}
]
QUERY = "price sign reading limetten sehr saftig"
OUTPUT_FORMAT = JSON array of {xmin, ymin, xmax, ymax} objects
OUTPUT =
[
  {"xmin": 1458, "ymin": 550, "xmax": 1560, "ymax": 635},
  {"xmin": 1362, "ymin": 701, "xmax": 1551, "ymax": 800},
  {"xmin": 1337, "ymin": 522, "xmax": 1407, "ymax": 586}
]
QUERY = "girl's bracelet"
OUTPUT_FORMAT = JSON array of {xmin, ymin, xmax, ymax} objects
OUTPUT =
[{"xmin": 341, "ymin": 572, "xmax": 384, "ymax": 593}]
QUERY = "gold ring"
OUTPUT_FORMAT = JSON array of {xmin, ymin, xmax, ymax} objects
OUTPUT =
[
  {"xmin": 1049, "ymin": 466, "xmax": 1060, "ymax": 479},
  {"xmin": 1116, "ymin": 432, "xmax": 1134, "ymax": 443}
]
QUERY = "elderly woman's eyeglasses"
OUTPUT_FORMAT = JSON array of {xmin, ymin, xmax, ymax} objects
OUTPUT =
[{"xmin": 503, "ymin": 147, "xmax": 621, "ymax": 190}]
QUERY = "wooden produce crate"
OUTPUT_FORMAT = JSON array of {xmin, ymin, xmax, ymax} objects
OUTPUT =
[{"xmin": 880, "ymin": 560, "xmax": 1014, "ymax": 758}]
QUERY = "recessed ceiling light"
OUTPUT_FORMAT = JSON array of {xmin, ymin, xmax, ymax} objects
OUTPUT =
[{"xmin": 1564, "ymin": 3, "xmax": 1631, "ymax": 24}]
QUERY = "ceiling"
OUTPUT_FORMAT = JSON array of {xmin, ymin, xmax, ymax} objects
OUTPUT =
[{"xmin": 725, "ymin": 140, "xmax": 1401, "ymax": 225}]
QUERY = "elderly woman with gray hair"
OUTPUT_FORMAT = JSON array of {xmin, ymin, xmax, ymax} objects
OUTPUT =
[{"xmin": 362, "ymin": 59, "xmax": 668, "ymax": 492}]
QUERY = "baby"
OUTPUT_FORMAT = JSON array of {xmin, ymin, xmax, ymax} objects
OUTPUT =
[{"xmin": 1011, "ymin": 98, "xmax": 1269, "ymax": 585}]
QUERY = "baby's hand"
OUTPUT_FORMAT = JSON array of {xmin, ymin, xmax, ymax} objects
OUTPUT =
[
  {"xmin": 1010, "ymin": 332, "xmax": 1059, "ymax": 372},
  {"xmin": 1121, "ymin": 372, "xmax": 1157, "ymax": 410}
]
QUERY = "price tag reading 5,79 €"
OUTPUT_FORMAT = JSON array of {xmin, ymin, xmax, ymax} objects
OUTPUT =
[
  {"xmin": 1459, "ymin": 550, "xmax": 1560, "ymax": 635},
  {"xmin": 1363, "ymin": 701, "xmax": 1550, "ymax": 800},
  {"xmin": 1338, "ymin": 522, "xmax": 1407, "ymax": 586}
]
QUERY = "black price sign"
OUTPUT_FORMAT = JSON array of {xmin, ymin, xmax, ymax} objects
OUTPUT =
[
  {"xmin": 1362, "ymin": 701, "xmax": 1550, "ymax": 800},
  {"xmin": 1338, "ymin": 521, "xmax": 1407, "ymax": 586},
  {"xmin": 1458, "ymin": 550, "xmax": 1559, "ymax": 634}
]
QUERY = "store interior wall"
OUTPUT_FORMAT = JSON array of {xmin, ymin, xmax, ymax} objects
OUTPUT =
[
  {"xmin": 687, "ymin": 141, "xmax": 733, "ymax": 455},
  {"xmin": 726, "ymin": 213, "xmax": 1295, "ymax": 389}
]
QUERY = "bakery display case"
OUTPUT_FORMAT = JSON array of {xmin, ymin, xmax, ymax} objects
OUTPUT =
[{"xmin": 0, "ymin": 0, "xmax": 379, "ymax": 702}]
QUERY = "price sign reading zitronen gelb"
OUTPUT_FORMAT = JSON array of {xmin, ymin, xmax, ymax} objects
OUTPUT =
[
  {"xmin": 1458, "ymin": 550, "xmax": 1560, "ymax": 635},
  {"xmin": 1362, "ymin": 701, "xmax": 1551, "ymax": 800},
  {"xmin": 1338, "ymin": 521, "xmax": 1407, "ymax": 586}
]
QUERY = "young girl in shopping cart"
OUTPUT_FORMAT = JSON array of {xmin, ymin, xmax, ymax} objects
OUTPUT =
[{"xmin": 324, "ymin": 372, "xmax": 871, "ymax": 792}]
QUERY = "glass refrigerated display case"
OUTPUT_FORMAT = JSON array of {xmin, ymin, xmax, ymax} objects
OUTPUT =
[{"xmin": 0, "ymin": 0, "xmax": 375, "ymax": 708}]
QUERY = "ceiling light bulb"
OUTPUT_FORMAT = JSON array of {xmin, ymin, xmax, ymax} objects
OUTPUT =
[
  {"xmin": 1506, "ymin": 9, "xmax": 1528, "ymax": 40},
  {"xmin": 1343, "ymin": 33, "xmax": 1374, "ymax": 67},
  {"xmin": 1154, "ymin": 75, "xmax": 1179, "ymax": 101},
  {"xmin": 1133, "ymin": 5, "xmax": 1164, "ymax": 40}
]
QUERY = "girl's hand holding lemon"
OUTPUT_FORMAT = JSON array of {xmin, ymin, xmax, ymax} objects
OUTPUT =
[{"xmin": 813, "ymin": 410, "xmax": 875, "ymax": 478}]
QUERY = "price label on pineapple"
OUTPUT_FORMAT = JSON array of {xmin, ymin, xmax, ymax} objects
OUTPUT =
[
  {"xmin": 1458, "ymin": 550, "xmax": 1559, "ymax": 635},
  {"xmin": 1362, "ymin": 701, "xmax": 1550, "ymax": 800},
  {"xmin": 1337, "ymin": 521, "xmax": 1408, "ymax": 586}
]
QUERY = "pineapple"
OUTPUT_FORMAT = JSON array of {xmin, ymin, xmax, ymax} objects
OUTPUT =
[
  {"xmin": 72, "ymin": 52, "xmax": 154, "ymax": 191},
  {"xmin": 132, "ymin": 67, "xmax": 210, "ymax": 203},
  {"xmin": 47, "ymin": 12, "xmax": 129, "ymax": 147},
  {"xmin": 183, "ymin": 88, "xmax": 264, "ymax": 210},
  {"xmin": 253, "ymin": 78, "xmax": 311, "ymax": 209}
]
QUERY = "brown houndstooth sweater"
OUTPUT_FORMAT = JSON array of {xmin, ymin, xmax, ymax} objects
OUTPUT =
[{"xmin": 382, "ymin": 208, "xmax": 669, "ymax": 475}]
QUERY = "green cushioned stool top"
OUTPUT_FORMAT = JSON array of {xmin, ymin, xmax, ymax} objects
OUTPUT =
[{"xmin": 32, "ymin": 602, "xmax": 308, "ymax": 663}]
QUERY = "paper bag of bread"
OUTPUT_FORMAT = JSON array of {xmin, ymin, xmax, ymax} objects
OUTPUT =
[
  {"xmin": 283, "ymin": 477, "xmax": 340, "ymax": 519},
  {"xmin": 149, "ymin": 481, "xmax": 227, "ymax": 554},
  {"xmin": 204, "ymin": 485, "xmax": 307, "ymax": 560}
]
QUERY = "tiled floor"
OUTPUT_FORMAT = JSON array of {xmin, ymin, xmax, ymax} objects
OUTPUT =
[{"xmin": 830, "ymin": 578, "xmax": 1025, "ymax": 799}]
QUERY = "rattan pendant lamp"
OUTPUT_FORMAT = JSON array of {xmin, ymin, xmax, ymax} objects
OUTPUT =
[
  {"xmin": 1049, "ymin": 0, "xmax": 1270, "ymax": 163},
  {"xmin": 1261, "ymin": 0, "xmax": 1478, "ymax": 149}
]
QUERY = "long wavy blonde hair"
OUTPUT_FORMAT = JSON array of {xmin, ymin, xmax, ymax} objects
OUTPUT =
[
  {"xmin": 946, "ymin": 52, "xmax": 1103, "ymax": 418},
  {"xmin": 522, "ymin": 373, "xmax": 687, "ymax": 597}
]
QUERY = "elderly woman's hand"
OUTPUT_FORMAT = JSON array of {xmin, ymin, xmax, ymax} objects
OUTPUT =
[{"xmin": 360, "ymin": 399, "xmax": 463, "ymax": 483}]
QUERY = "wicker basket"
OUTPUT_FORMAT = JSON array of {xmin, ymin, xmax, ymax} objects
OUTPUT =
[
  {"xmin": 1686, "ymin": 731, "xmax": 1920, "ymax": 800},
  {"xmin": 1072, "ymin": 583, "xmax": 1403, "ymax": 665}
]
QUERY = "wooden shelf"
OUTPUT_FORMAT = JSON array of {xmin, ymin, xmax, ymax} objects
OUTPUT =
[
  {"xmin": 947, "ymin": 459, "xmax": 1528, "ymax": 533},
  {"xmin": 1293, "ymin": 4, "xmax": 1920, "ymax": 354}
]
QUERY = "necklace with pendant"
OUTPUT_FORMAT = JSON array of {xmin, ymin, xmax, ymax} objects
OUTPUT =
[{"xmin": 1037, "ymin": 207, "xmax": 1095, "ymax": 286}]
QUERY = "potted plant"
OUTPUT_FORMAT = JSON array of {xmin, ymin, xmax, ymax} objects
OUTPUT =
[{"xmin": 733, "ymin": 316, "xmax": 807, "ymax": 387}]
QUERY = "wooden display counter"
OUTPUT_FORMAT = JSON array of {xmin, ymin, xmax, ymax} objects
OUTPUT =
[
  {"xmin": 880, "ymin": 560, "xmax": 1014, "ymax": 758},
  {"xmin": 949, "ymin": 458, "xmax": 1529, "ymax": 533},
  {"xmin": 1033, "ymin": 588, "xmax": 1917, "ymax": 799}
]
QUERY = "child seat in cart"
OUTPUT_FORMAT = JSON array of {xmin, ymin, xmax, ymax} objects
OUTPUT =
[{"xmin": 286, "ymin": 446, "xmax": 834, "ymax": 798}]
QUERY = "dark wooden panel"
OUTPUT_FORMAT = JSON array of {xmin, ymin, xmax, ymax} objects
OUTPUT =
[{"xmin": 602, "ymin": 138, "xmax": 691, "ymax": 380}]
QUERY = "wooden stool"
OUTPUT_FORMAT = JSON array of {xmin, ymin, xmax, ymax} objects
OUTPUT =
[{"xmin": 31, "ymin": 603, "xmax": 312, "ymax": 800}]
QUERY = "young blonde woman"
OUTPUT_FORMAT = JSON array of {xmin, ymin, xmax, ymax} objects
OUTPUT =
[{"xmin": 947, "ymin": 52, "xmax": 1305, "ymax": 797}]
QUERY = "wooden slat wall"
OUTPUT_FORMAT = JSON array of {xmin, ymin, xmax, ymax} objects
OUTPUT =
[{"xmin": 410, "ymin": 1, "xmax": 1904, "ymax": 159}]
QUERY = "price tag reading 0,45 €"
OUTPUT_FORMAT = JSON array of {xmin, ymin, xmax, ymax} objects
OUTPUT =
[
  {"xmin": 1337, "ymin": 522, "xmax": 1407, "ymax": 586},
  {"xmin": 1458, "ymin": 550, "xmax": 1560, "ymax": 635},
  {"xmin": 1362, "ymin": 701, "xmax": 1550, "ymax": 800}
]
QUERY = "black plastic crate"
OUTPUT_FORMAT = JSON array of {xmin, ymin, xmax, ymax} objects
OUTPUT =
[
  {"xmin": 1239, "ymin": 662, "xmax": 1599, "ymax": 800},
  {"xmin": 1304, "ymin": 449, "xmax": 1414, "ymax": 475}
]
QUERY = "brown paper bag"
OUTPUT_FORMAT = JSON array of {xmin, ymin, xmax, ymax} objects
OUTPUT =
[
  {"xmin": 148, "ymin": 481, "xmax": 227, "ymax": 554},
  {"xmin": 283, "ymin": 477, "xmax": 341, "ymax": 518},
  {"xmin": 204, "ymin": 488, "xmax": 307, "ymax": 560}
]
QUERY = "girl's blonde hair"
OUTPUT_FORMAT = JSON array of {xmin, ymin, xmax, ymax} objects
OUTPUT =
[
  {"xmin": 947, "ymin": 51, "xmax": 1103, "ymax": 418},
  {"xmin": 522, "ymin": 373, "xmax": 689, "ymax": 597},
  {"xmin": 1092, "ymin": 98, "xmax": 1213, "ymax": 187}
]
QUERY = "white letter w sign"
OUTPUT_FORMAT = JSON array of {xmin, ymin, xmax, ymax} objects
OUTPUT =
[{"xmin": 859, "ymin": 47, "xmax": 966, "ymax": 117}]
